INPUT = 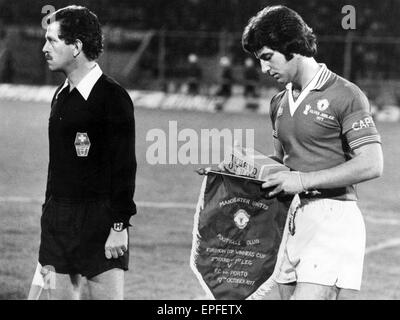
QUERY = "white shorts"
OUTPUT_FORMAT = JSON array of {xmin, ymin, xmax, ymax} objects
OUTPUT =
[{"xmin": 274, "ymin": 197, "xmax": 366, "ymax": 290}]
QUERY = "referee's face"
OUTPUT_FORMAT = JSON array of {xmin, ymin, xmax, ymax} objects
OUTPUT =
[
  {"xmin": 43, "ymin": 21, "xmax": 75, "ymax": 73},
  {"xmin": 255, "ymin": 46, "xmax": 295, "ymax": 84}
]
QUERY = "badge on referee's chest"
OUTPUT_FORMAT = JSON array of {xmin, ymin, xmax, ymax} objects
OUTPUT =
[{"xmin": 74, "ymin": 132, "xmax": 91, "ymax": 157}]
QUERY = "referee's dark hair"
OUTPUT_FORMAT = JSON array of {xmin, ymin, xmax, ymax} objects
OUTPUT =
[
  {"xmin": 51, "ymin": 5, "xmax": 103, "ymax": 60},
  {"xmin": 242, "ymin": 5, "xmax": 317, "ymax": 61}
]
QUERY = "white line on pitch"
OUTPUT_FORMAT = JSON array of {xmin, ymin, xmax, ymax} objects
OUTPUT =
[
  {"xmin": 0, "ymin": 196, "xmax": 42, "ymax": 204},
  {"xmin": 0, "ymin": 196, "xmax": 196, "ymax": 209},
  {"xmin": 137, "ymin": 201, "xmax": 196, "ymax": 209},
  {"xmin": 366, "ymin": 238, "xmax": 400, "ymax": 255},
  {"xmin": 364, "ymin": 216, "xmax": 400, "ymax": 226},
  {"xmin": 0, "ymin": 197, "xmax": 399, "ymax": 225},
  {"xmin": 2, "ymin": 197, "xmax": 400, "ymax": 257}
]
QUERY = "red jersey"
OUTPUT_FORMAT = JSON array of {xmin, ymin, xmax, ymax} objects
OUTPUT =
[{"xmin": 270, "ymin": 64, "xmax": 381, "ymax": 200}]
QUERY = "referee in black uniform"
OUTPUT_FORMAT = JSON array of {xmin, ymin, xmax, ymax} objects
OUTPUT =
[{"xmin": 38, "ymin": 5, "xmax": 136, "ymax": 299}]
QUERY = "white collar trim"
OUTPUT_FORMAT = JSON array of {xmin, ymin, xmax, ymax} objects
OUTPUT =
[
  {"xmin": 286, "ymin": 64, "xmax": 329, "ymax": 116},
  {"xmin": 56, "ymin": 63, "xmax": 103, "ymax": 100}
]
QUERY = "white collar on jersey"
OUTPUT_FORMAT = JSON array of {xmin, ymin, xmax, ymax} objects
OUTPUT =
[
  {"xmin": 286, "ymin": 63, "xmax": 331, "ymax": 116},
  {"xmin": 56, "ymin": 63, "xmax": 103, "ymax": 101}
]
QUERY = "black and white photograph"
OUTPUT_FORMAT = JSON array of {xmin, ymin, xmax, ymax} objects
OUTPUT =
[{"xmin": 0, "ymin": 0, "xmax": 398, "ymax": 306}]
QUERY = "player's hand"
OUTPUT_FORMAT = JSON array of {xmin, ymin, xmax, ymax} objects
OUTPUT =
[
  {"xmin": 105, "ymin": 228, "xmax": 128, "ymax": 259},
  {"xmin": 262, "ymin": 171, "xmax": 305, "ymax": 197}
]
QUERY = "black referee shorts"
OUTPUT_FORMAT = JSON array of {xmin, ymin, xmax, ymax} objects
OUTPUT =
[{"xmin": 38, "ymin": 197, "xmax": 129, "ymax": 278}]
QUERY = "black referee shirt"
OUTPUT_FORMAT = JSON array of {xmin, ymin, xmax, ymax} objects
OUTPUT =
[{"xmin": 45, "ymin": 74, "xmax": 137, "ymax": 226}]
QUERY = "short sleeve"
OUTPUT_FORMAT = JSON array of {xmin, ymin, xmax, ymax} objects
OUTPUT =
[{"xmin": 341, "ymin": 88, "xmax": 381, "ymax": 151}]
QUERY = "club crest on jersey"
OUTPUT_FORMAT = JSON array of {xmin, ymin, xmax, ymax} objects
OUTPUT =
[
  {"xmin": 317, "ymin": 99, "xmax": 329, "ymax": 111},
  {"xmin": 303, "ymin": 101, "xmax": 335, "ymax": 122},
  {"xmin": 234, "ymin": 209, "xmax": 250, "ymax": 229},
  {"xmin": 74, "ymin": 132, "xmax": 90, "ymax": 157}
]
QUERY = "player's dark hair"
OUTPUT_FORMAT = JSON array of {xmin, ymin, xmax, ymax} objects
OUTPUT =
[
  {"xmin": 51, "ymin": 5, "xmax": 103, "ymax": 60},
  {"xmin": 242, "ymin": 5, "xmax": 317, "ymax": 60}
]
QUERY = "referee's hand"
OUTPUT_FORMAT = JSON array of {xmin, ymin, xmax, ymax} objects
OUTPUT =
[{"xmin": 105, "ymin": 229, "xmax": 128, "ymax": 259}]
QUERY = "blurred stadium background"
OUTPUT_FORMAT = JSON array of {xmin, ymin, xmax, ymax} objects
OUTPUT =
[
  {"xmin": 0, "ymin": 0, "xmax": 399, "ymax": 300},
  {"xmin": 1, "ymin": 0, "xmax": 400, "ymax": 117}
]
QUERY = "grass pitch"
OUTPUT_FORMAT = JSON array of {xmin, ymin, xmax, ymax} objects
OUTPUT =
[{"xmin": 0, "ymin": 99, "xmax": 399, "ymax": 299}]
